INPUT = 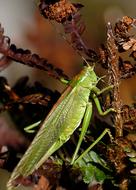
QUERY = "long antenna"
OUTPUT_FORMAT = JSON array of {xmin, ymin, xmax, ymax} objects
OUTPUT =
[{"xmin": 49, "ymin": 20, "xmax": 89, "ymax": 66}]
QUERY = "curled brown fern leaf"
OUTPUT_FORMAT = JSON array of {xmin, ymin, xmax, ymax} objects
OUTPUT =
[
  {"xmin": 39, "ymin": 0, "xmax": 98, "ymax": 63},
  {"xmin": 0, "ymin": 23, "xmax": 69, "ymax": 81}
]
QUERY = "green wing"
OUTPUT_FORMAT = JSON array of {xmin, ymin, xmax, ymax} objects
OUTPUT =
[{"xmin": 8, "ymin": 85, "xmax": 90, "ymax": 189}]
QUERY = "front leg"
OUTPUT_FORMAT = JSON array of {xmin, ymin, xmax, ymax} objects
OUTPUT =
[
  {"xmin": 92, "ymin": 93, "xmax": 115, "ymax": 115},
  {"xmin": 24, "ymin": 121, "xmax": 41, "ymax": 133},
  {"xmin": 92, "ymin": 85, "xmax": 113, "ymax": 96},
  {"xmin": 60, "ymin": 78, "xmax": 70, "ymax": 84}
]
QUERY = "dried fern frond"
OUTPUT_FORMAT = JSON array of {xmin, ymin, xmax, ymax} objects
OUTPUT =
[{"xmin": 0, "ymin": 23, "xmax": 69, "ymax": 81}]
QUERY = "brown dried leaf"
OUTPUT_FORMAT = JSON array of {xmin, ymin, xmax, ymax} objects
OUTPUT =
[
  {"xmin": 39, "ymin": 0, "xmax": 79, "ymax": 23},
  {"xmin": 0, "ymin": 23, "xmax": 69, "ymax": 80},
  {"xmin": 121, "ymin": 104, "xmax": 136, "ymax": 131},
  {"xmin": 114, "ymin": 16, "xmax": 136, "ymax": 53},
  {"xmin": 119, "ymin": 57, "xmax": 136, "ymax": 79},
  {"xmin": 107, "ymin": 22, "xmax": 123, "ymax": 137},
  {"xmin": 16, "ymin": 94, "xmax": 51, "ymax": 106},
  {"xmin": 130, "ymin": 51, "xmax": 136, "ymax": 60},
  {"xmin": 106, "ymin": 138, "xmax": 132, "ymax": 174},
  {"xmin": 0, "ymin": 55, "xmax": 11, "ymax": 71},
  {"xmin": 0, "ymin": 93, "xmax": 51, "ymax": 114},
  {"xmin": 122, "ymin": 38, "xmax": 136, "ymax": 51},
  {"xmin": 39, "ymin": 1, "xmax": 98, "ymax": 63},
  {"xmin": 33, "ymin": 176, "xmax": 51, "ymax": 190}
]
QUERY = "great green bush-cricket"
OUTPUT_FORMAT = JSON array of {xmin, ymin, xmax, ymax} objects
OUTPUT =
[{"xmin": 7, "ymin": 64, "xmax": 114, "ymax": 189}]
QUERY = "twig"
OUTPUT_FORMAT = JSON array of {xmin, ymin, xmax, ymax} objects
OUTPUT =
[{"xmin": 107, "ymin": 22, "xmax": 123, "ymax": 138}]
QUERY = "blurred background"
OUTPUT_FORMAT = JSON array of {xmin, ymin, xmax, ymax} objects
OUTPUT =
[
  {"xmin": 0, "ymin": 0, "xmax": 136, "ymax": 103},
  {"xmin": 0, "ymin": 1, "xmax": 136, "ymax": 189}
]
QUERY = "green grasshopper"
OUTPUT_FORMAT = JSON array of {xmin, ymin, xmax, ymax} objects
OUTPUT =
[{"xmin": 7, "ymin": 64, "xmax": 114, "ymax": 189}]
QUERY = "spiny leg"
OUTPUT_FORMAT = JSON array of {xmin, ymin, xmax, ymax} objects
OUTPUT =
[
  {"xmin": 73, "ymin": 89, "xmax": 115, "ymax": 164},
  {"xmin": 92, "ymin": 93, "xmax": 115, "ymax": 115},
  {"xmin": 74, "ymin": 128, "xmax": 113, "ymax": 164},
  {"xmin": 92, "ymin": 85, "xmax": 113, "ymax": 96},
  {"xmin": 71, "ymin": 102, "xmax": 92, "ymax": 165}
]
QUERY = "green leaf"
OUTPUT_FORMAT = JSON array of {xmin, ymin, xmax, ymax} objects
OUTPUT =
[
  {"xmin": 75, "ymin": 151, "xmax": 109, "ymax": 184},
  {"xmin": 89, "ymin": 151, "xmax": 106, "ymax": 165},
  {"xmin": 81, "ymin": 162, "xmax": 106, "ymax": 184}
]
